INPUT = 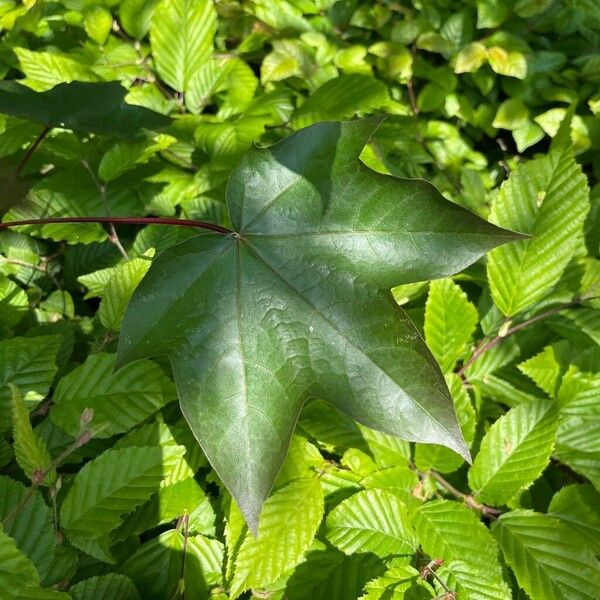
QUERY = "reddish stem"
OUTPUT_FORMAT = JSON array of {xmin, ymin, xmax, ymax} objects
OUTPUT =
[{"xmin": 0, "ymin": 216, "xmax": 234, "ymax": 235}]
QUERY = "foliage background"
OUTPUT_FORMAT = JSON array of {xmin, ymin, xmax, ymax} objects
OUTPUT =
[{"xmin": 0, "ymin": 0, "xmax": 599, "ymax": 598}]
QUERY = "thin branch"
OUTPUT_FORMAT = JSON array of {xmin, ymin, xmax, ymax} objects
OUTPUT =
[
  {"xmin": 457, "ymin": 295, "xmax": 598, "ymax": 378},
  {"xmin": 81, "ymin": 160, "xmax": 130, "ymax": 260},
  {"xmin": 0, "ymin": 216, "xmax": 234, "ymax": 235},
  {"xmin": 426, "ymin": 470, "xmax": 502, "ymax": 519},
  {"xmin": 2, "ymin": 424, "xmax": 105, "ymax": 527},
  {"xmin": 15, "ymin": 126, "xmax": 51, "ymax": 178}
]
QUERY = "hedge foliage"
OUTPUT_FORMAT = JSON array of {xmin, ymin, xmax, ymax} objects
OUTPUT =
[{"xmin": 0, "ymin": 0, "xmax": 599, "ymax": 598}]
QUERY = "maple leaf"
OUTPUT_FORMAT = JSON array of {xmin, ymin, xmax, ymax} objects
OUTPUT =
[{"xmin": 118, "ymin": 118, "xmax": 521, "ymax": 532}]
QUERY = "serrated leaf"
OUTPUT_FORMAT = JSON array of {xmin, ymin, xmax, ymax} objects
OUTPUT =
[
  {"xmin": 284, "ymin": 547, "xmax": 385, "ymax": 600},
  {"xmin": 10, "ymin": 384, "xmax": 55, "ymax": 485},
  {"xmin": 230, "ymin": 477, "xmax": 324, "ymax": 597},
  {"xmin": 150, "ymin": 0, "xmax": 217, "ymax": 93},
  {"xmin": 292, "ymin": 75, "xmax": 389, "ymax": 128},
  {"xmin": 326, "ymin": 489, "xmax": 417, "ymax": 558},
  {"xmin": 114, "ymin": 477, "xmax": 215, "ymax": 540},
  {"xmin": 436, "ymin": 559, "xmax": 511, "ymax": 600},
  {"xmin": 492, "ymin": 509, "xmax": 600, "ymax": 600},
  {"xmin": 424, "ymin": 278, "xmax": 478, "ymax": 373},
  {"xmin": 51, "ymin": 353, "xmax": 174, "ymax": 438},
  {"xmin": 413, "ymin": 499, "xmax": 503, "ymax": 572},
  {"xmin": 554, "ymin": 370, "xmax": 600, "ymax": 489},
  {"xmin": 60, "ymin": 444, "xmax": 185, "ymax": 540},
  {"xmin": 69, "ymin": 574, "xmax": 141, "ymax": 600},
  {"xmin": 0, "ymin": 81, "xmax": 171, "ymax": 139},
  {"xmin": 361, "ymin": 560, "xmax": 434, "ymax": 599},
  {"xmin": 487, "ymin": 146, "xmax": 589, "ymax": 316},
  {"xmin": 0, "ymin": 476, "xmax": 57, "ymax": 583},
  {"xmin": 0, "ymin": 335, "xmax": 61, "ymax": 431},
  {"xmin": 118, "ymin": 119, "xmax": 520, "ymax": 530},
  {"xmin": 120, "ymin": 529, "xmax": 211, "ymax": 599},
  {"xmin": 0, "ymin": 526, "xmax": 40, "ymax": 592},
  {"xmin": 518, "ymin": 343, "xmax": 568, "ymax": 396},
  {"xmin": 468, "ymin": 399, "xmax": 558, "ymax": 505},
  {"xmin": 99, "ymin": 258, "xmax": 153, "ymax": 331},
  {"xmin": 0, "ymin": 274, "xmax": 28, "ymax": 327},
  {"xmin": 15, "ymin": 48, "xmax": 99, "ymax": 91},
  {"xmin": 5, "ymin": 165, "xmax": 147, "ymax": 245},
  {"xmin": 548, "ymin": 484, "xmax": 600, "ymax": 554},
  {"xmin": 98, "ymin": 135, "xmax": 175, "ymax": 182}
]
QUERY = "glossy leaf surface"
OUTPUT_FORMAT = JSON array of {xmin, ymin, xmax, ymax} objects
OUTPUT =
[{"xmin": 118, "ymin": 118, "xmax": 520, "ymax": 530}]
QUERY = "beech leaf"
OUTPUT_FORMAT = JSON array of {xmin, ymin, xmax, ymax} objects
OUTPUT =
[{"xmin": 118, "ymin": 118, "xmax": 521, "ymax": 531}]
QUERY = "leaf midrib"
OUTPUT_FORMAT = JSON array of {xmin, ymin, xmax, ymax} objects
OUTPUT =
[{"xmin": 240, "ymin": 237, "xmax": 459, "ymax": 447}]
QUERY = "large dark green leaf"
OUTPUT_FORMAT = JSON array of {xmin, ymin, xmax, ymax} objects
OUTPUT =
[
  {"xmin": 118, "ymin": 118, "xmax": 520, "ymax": 530},
  {"xmin": 0, "ymin": 81, "xmax": 171, "ymax": 139}
]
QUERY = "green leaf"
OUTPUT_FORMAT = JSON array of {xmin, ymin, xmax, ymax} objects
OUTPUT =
[
  {"xmin": 0, "ymin": 81, "xmax": 171, "ymax": 139},
  {"xmin": 0, "ymin": 336, "xmax": 61, "ymax": 431},
  {"xmin": 230, "ymin": 477, "xmax": 324, "ymax": 597},
  {"xmin": 15, "ymin": 48, "xmax": 99, "ymax": 91},
  {"xmin": 492, "ymin": 509, "xmax": 600, "ymax": 600},
  {"xmin": 98, "ymin": 135, "xmax": 175, "ymax": 182},
  {"xmin": 424, "ymin": 278, "xmax": 478, "ymax": 372},
  {"xmin": 518, "ymin": 343, "xmax": 567, "ymax": 396},
  {"xmin": 118, "ymin": 119, "xmax": 519, "ymax": 531},
  {"xmin": 435, "ymin": 559, "xmax": 511, "ymax": 600},
  {"xmin": 455, "ymin": 43, "xmax": 488, "ymax": 73},
  {"xmin": 292, "ymin": 75, "xmax": 389, "ymax": 128},
  {"xmin": 0, "ymin": 526, "xmax": 40, "ymax": 593},
  {"xmin": 0, "ymin": 476, "xmax": 57, "ymax": 583},
  {"xmin": 414, "ymin": 374, "xmax": 476, "ymax": 473},
  {"xmin": 325, "ymin": 489, "xmax": 417, "ymax": 558},
  {"xmin": 83, "ymin": 6, "xmax": 113, "ymax": 45},
  {"xmin": 150, "ymin": 0, "xmax": 217, "ymax": 93},
  {"xmin": 548, "ymin": 484, "xmax": 600, "ymax": 555},
  {"xmin": 413, "ymin": 499, "xmax": 503, "ymax": 573},
  {"xmin": 284, "ymin": 547, "xmax": 385, "ymax": 600},
  {"xmin": 361, "ymin": 560, "xmax": 434, "ymax": 599},
  {"xmin": 493, "ymin": 98, "xmax": 529, "ymax": 131},
  {"xmin": 115, "ymin": 477, "xmax": 215, "ymax": 540},
  {"xmin": 51, "ymin": 353, "xmax": 174, "ymax": 438},
  {"xmin": 0, "ymin": 274, "xmax": 28, "ymax": 327},
  {"xmin": 69, "ymin": 574, "xmax": 141, "ymax": 600},
  {"xmin": 120, "ymin": 529, "xmax": 212, "ymax": 599},
  {"xmin": 554, "ymin": 370, "xmax": 600, "ymax": 489},
  {"xmin": 119, "ymin": 0, "xmax": 159, "ymax": 39},
  {"xmin": 59, "ymin": 444, "xmax": 185, "ymax": 541},
  {"xmin": 11, "ymin": 384, "xmax": 55, "ymax": 485},
  {"xmin": 487, "ymin": 145, "xmax": 589, "ymax": 316},
  {"xmin": 4, "ymin": 165, "xmax": 146, "ymax": 245},
  {"xmin": 99, "ymin": 257, "xmax": 153, "ymax": 331},
  {"xmin": 468, "ymin": 399, "xmax": 558, "ymax": 505}
]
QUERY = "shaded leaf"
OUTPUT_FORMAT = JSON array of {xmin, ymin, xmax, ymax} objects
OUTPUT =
[
  {"xmin": 0, "ymin": 81, "xmax": 171, "ymax": 139},
  {"xmin": 51, "ymin": 353, "xmax": 174, "ymax": 438}
]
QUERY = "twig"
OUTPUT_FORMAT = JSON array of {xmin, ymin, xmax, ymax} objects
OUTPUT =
[
  {"xmin": 170, "ymin": 513, "xmax": 190, "ymax": 599},
  {"xmin": 407, "ymin": 44, "xmax": 419, "ymax": 115},
  {"xmin": 421, "ymin": 559, "xmax": 455, "ymax": 598},
  {"xmin": 0, "ymin": 216, "xmax": 233, "ymax": 235},
  {"xmin": 2, "ymin": 424, "xmax": 105, "ymax": 527},
  {"xmin": 457, "ymin": 295, "xmax": 598, "ymax": 378},
  {"xmin": 15, "ymin": 126, "xmax": 51, "ymax": 178},
  {"xmin": 427, "ymin": 470, "xmax": 502, "ymax": 519},
  {"xmin": 81, "ymin": 161, "xmax": 130, "ymax": 260}
]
